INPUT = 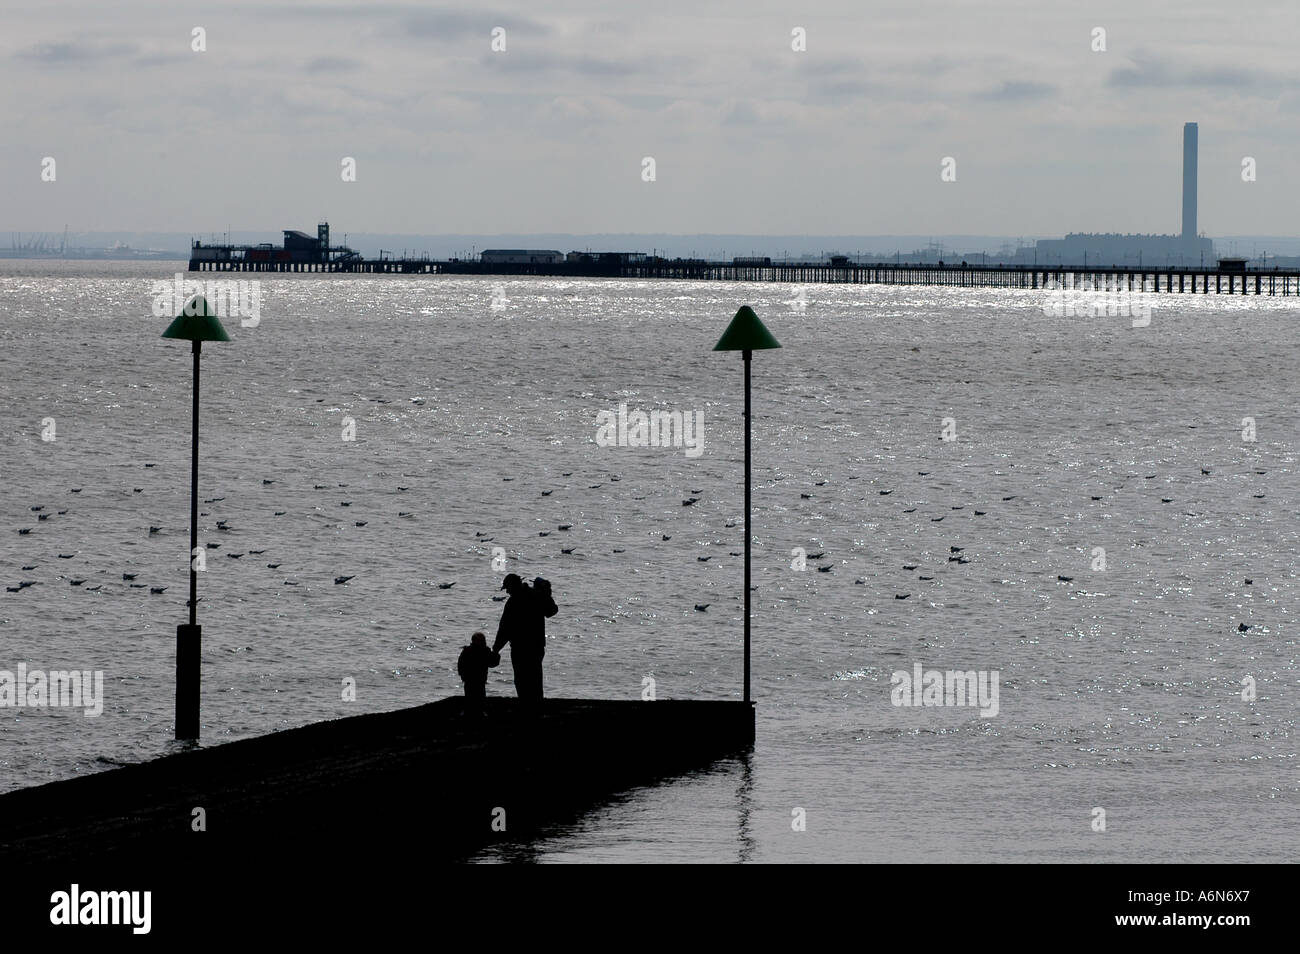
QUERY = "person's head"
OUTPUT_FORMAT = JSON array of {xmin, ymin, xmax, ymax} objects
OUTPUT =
[
  {"xmin": 501, "ymin": 573, "xmax": 525, "ymax": 595},
  {"xmin": 471, "ymin": 631, "xmax": 486, "ymax": 647}
]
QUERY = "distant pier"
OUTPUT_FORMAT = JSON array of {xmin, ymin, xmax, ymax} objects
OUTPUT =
[
  {"xmin": 0, "ymin": 697, "xmax": 755, "ymax": 866},
  {"xmin": 188, "ymin": 242, "xmax": 1300, "ymax": 296}
]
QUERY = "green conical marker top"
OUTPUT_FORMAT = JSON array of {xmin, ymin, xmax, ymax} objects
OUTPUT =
[
  {"xmin": 713, "ymin": 305, "xmax": 780, "ymax": 351},
  {"xmin": 161, "ymin": 296, "xmax": 232, "ymax": 342}
]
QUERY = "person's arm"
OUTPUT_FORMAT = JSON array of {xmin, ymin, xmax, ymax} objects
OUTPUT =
[{"xmin": 492, "ymin": 602, "xmax": 512, "ymax": 654}]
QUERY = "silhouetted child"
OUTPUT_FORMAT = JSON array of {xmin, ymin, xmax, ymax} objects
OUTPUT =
[{"xmin": 457, "ymin": 631, "xmax": 499, "ymax": 715}]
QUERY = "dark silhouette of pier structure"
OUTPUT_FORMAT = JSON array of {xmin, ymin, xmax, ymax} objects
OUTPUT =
[
  {"xmin": 1, "ymin": 698, "xmax": 755, "ymax": 865},
  {"xmin": 190, "ymin": 227, "xmax": 1300, "ymax": 296}
]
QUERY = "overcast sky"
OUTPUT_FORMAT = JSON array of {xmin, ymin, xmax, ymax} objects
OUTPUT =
[{"xmin": 2, "ymin": 0, "xmax": 1297, "ymax": 237}]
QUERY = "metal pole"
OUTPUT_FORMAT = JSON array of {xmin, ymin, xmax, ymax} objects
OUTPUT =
[
  {"xmin": 743, "ymin": 349, "xmax": 752, "ymax": 703},
  {"xmin": 189, "ymin": 341, "xmax": 200, "ymax": 627},
  {"xmin": 176, "ymin": 340, "xmax": 202, "ymax": 740}
]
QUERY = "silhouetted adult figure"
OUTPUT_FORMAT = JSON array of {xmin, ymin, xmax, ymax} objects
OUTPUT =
[{"xmin": 492, "ymin": 573, "xmax": 558, "ymax": 702}]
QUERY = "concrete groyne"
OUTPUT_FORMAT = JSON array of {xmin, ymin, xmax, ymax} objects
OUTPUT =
[{"xmin": 0, "ymin": 698, "xmax": 755, "ymax": 866}]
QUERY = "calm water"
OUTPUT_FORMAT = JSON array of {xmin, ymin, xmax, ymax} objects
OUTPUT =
[{"xmin": 1, "ymin": 260, "xmax": 1296, "ymax": 862}]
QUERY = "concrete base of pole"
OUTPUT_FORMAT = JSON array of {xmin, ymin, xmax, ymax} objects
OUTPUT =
[{"xmin": 175, "ymin": 624, "xmax": 201, "ymax": 740}]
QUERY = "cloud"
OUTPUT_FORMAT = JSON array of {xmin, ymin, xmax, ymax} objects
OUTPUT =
[
  {"xmin": 974, "ymin": 80, "xmax": 1058, "ymax": 101},
  {"xmin": 305, "ymin": 55, "xmax": 362, "ymax": 73},
  {"xmin": 4, "ymin": 0, "xmax": 1298, "ymax": 236},
  {"xmin": 132, "ymin": 53, "xmax": 189, "ymax": 68},
  {"xmin": 16, "ymin": 41, "xmax": 137, "ymax": 64},
  {"xmin": 812, "ymin": 79, "xmax": 876, "ymax": 101},
  {"xmin": 1108, "ymin": 54, "xmax": 1279, "ymax": 90},
  {"xmin": 721, "ymin": 100, "xmax": 759, "ymax": 126},
  {"xmin": 400, "ymin": 10, "xmax": 551, "ymax": 39},
  {"xmin": 479, "ymin": 50, "xmax": 693, "ymax": 80},
  {"xmin": 798, "ymin": 56, "xmax": 870, "ymax": 78}
]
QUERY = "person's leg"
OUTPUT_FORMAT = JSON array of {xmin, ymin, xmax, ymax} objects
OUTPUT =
[
  {"xmin": 526, "ymin": 658, "xmax": 543, "ymax": 701},
  {"xmin": 512, "ymin": 656, "xmax": 536, "ymax": 702},
  {"xmin": 512, "ymin": 656, "xmax": 527, "ymax": 699}
]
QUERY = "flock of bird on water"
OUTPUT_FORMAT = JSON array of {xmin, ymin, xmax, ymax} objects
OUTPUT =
[{"xmin": 7, "ymin": 460, "xmax": 1268, "ymax": 633}]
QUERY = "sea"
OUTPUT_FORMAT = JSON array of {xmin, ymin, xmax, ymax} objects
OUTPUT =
[{"xmin": 1, "ymin": 260, "xmax": 1296, "ymax": 862}]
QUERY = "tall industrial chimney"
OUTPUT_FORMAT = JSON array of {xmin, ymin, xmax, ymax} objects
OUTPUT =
[{"xmin": 1182, "ymin": 122, "xmax": 1198, "ymax": 242}]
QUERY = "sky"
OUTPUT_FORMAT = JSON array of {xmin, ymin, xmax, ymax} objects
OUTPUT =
[{"xmin": 2, "ymin": 0, "xmax": 1297, "ymax": 238}]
